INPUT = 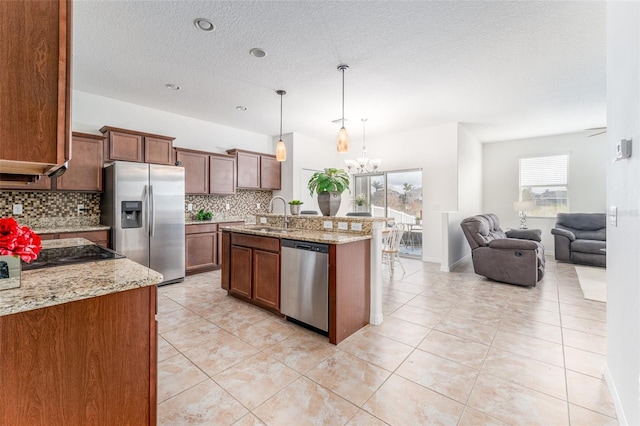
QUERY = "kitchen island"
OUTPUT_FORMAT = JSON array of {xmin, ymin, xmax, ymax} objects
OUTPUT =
[
  {"xmin": 0, "ymin": 238, "xmax": 162, "ymax": 425},
  {"xmin": 221, "ymin": 222, "xmax": 373, "ymax": 345}
]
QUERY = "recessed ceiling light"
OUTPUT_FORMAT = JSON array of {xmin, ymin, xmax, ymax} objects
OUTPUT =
[
  {"xmin": 194, "ymin": 18, "xmax": 215, "ymax": 32},
  {"xmin": 165, "ymin": 83, "xmax": 181, "ymax": 90},
  {"xmin": 236, "ymin": 106, "xmax": 247, "ymax": 111},
  {"xmin": 249, "ymin": 48, "xmax": 267, "ymax": 58}
]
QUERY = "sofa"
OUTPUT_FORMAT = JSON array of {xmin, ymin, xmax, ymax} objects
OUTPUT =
[
  {"xmin": 460, "ymin": 214, "xmax": 545, "ymax": 287},
  {"xmin": 551, "ymin": 213, "xmax": 606, "ymax": 267}
]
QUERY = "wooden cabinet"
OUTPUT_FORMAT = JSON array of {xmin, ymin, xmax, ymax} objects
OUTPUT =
[
  {"xmin": 186, "ymin": 222, "xmax": 243, "ymax": 275},
  {"xmin": 209, "ymin": 153, "xmax": 236, "ymax": 195},
  {"xmin": 56, "ymin": 133, "xmax": 104, "ymax": 191},
  {"xmin": 227, "ymin": 149, "xmax": 281, "ymax": 190},
  {"xmin": 0, "ymin": 0, "xmax": 71, "ymax": 182},
  {"xmin": 176, "ymin": 149, "xmax": 236, "ymax": 195},
  {"xmin": 228, "ymin": 233, "xmax": 280, "ymax": 312},
  {"xmin": 0, "ymin": 286, "xmax": 157, "ymax": 425},
  {"xmin": 185, "ymin": 223, "xmax": 218, "ymax": 275},
  {"xmin": 100, "ymin": 127, "xmax": 174, "ymax": 165},
  {"xmin": 1, "ymin": 132, "xmax": 104, "ymax": 192},
  {"xmin": 177, "ymin": 150, "xmax": 209, "ymax": 194},
  {"xmin": 221, "ymin": 231, "xmax": 232, "ymax": 290},
  {"xmin": 41, "ymin": 230, "xmax": 110, "ymax": 248}
]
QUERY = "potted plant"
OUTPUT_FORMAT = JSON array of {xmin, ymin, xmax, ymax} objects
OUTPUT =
[
  {"xmin": 308, "ymin": 168, "xmax": 350, "ymax": 216},
  {"xmin": 415, "ymin": 215, "xmax": 421, "ymax": 225},
  {"xmin": 288, "ymin": 200, "xmax": 303, "ymax": 215}
]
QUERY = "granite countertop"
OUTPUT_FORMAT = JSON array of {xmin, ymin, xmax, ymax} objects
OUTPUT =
[
  {"xmin": 185, "ymin": 217, "xmax": 250, "ymax": 225},
  {"xmin": 33, "ymin": 224, "xmax": 111, "ymax": 234},
  {"xmin": 0, "ymin": 238, "xmax": 163, "ymax": 317},
  {"xmin": 220, "ymin": 225, "xmax": 372, "ymax": 244}
]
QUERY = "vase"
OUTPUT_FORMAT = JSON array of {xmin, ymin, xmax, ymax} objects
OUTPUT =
[
  {"xmin": 0, "ymin": 255, "xmax": 21, "ymax": 291},
  {"xmin": 290, "ymin": 205, "xmax": 301, "ymax": 215},
  {"xmin": 317, "ymin": 191, "xmax": 342, "ymax": 216}
]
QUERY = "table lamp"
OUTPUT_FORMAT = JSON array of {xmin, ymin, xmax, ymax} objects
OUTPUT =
[{"xmin": 513, "ymin": 201, "xmax": 535, "ymax": 229}]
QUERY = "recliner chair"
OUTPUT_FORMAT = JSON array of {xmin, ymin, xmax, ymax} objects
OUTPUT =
[
  {"xmin": 551, "ymin": 213, "xmax": 606, "ymax": 267},
  {"xmin": 460, "ymin": 214, "xmax": 545, "ymax": 287}
]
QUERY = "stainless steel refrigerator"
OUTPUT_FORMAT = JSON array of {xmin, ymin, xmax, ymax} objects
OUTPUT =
[{"xmin": 101, "ymin": 161, "xmax": 185, "ymax": 285}]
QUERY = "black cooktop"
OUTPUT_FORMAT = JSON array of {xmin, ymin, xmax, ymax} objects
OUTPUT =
[{"xmin": 22, "ymin": 245, "xmax": 126, "ymax": 271}]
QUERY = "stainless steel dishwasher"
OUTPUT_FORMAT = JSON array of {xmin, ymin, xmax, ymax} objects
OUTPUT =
[{"xmin": 280, "ymin": 239, "xmax": 329, "ymax": 333}]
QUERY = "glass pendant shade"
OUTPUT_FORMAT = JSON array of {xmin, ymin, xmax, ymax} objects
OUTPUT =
[
  {"xmin": 275, "ymin": 139, "xmax": 286, "ymax": 161},
  {"xmin": 337, "ymin": 127, "xmax": 349, "ymax": 152}
]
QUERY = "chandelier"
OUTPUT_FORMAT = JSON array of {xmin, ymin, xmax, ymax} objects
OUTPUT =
[{"xmin": 344, "ymin": 118, "xmax": 381, "ymax": 174}]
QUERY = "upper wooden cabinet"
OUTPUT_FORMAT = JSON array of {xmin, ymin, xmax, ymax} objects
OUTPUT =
[
  {"xmin": 100, "ymin": 127, "xmax": 174, "ymax": 165},
  {"xmin": 56, "ymin": 133, "xmax": 104, "ymax": 192},
  {"xmin": 0, "ymin": 0, "xmax": 72, "ymax": 181},
  {"xmin": 176, "ymin": 148, "xmax": 236, "ymax": 195},
  {"xmin": 0, "ymin": 132, "xmax": 103, "ymax": 192},
  {"xmin": 226, "ymin": 149, "xmax": 281, "ymax": 190}
]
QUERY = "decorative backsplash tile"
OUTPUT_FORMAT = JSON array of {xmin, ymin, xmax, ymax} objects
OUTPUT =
[
  {"xmin": 185, "ymin": 190, "xmax": 273, "ymax": 221},
  {"xmin": 0, "ymin": 191, "xmax": 101, "ymax": 228}
]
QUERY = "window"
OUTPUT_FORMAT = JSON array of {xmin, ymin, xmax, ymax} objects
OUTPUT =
[{"xmin": 519, "ymin": 154, "xmax": 568, "ymax": 217}]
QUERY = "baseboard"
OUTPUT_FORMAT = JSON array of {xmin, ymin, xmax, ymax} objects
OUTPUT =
[
  {"xmin": 440, "ymin": 253, "xmax": 471, "ymax": 272},
  {"xmin": 604, "ymin": 365, "xmax": 628, "ymax": 425}
]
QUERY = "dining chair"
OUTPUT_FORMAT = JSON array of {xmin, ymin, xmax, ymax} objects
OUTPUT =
[{"xmin": 382, "ymin": 223, "xmax": 405, "ymax": 275}]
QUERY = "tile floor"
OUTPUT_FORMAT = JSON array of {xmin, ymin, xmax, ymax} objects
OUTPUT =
[{"xmin": 157, "ymin": 257, "xmax": 617, "ymax": 425}]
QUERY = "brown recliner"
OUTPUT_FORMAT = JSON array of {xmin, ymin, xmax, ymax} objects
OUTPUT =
[{"xmin": 460, "ymin": 214, "xmax": 545, "ymax": 287}]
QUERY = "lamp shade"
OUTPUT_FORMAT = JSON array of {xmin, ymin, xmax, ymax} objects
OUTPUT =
[
  {"xmin": 337, "ymin": 127, "xmax": 349, "ymax": 152},
  {"xmin": 513, "ymin": 201, "xmax": 535, "ymax": 212},
  {"xmin": 275, "ymin": 139, "xmax": 286, "ymax": 161}
]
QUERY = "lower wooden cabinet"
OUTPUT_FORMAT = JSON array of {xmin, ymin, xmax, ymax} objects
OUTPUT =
[
  {"xmin": 186, "ymin": 222, "xmax": 244, "ymax": 275},
  {"xmin": 228, "ymin": 233, "xmax": 280, "ymax": 312},
  {"xmin": 0, "ymin": 286, "xmax": 157, "ymax": 425}
]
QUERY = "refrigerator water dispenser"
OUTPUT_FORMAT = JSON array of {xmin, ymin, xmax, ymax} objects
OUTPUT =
[{"xmin": 121, "ymin": 201, "xmax": 142, "ymax": 228}]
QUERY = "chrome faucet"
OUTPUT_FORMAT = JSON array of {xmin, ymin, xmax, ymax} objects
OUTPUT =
[{"xmin": 268, "ymin": 196, "xmax": 289, "ymax": 229}]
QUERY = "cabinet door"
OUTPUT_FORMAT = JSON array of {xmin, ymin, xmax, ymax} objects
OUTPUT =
[
  {"xmin": 209, "ymin": 154, "xmax": 236, "ymax": 195},
  {"xmin": 108, "ymin": 132, "xmax": 143, "ymax": 162},
  {"xmin": 57, "ymin": 134, "xmax": 103, "ymax": 191},
  {"xmin": 252, "ymin": 249, "xmax": 280, "ymax": 311},
  {"xmin": 176, "ymin": 150, "xmax": 209, "ymax": 194},
  {"xmin": 236, "ymin": 151, "xmax": 260, "ymax": 189},
  {"xmin": 229, "ymin": 246, "xmax": 252, "ymax": 300},
  {"xmin": 185, "ymin": 233, "xmax": 217, "ymax": 274},
  {"xmin": 260, "ymin": 156, "xmax": 281, "ymax": 190},
  {"xmin": 0, "ymin": 0, "xmax": 71, "ymax": 174},
  {"xmin": 144, "ymin": 137, "xmax": 173, "ymax": 165},
  {"xmin": 59, "ymin": 230, "xmax": 109, "ymax": 248},
  {"xmin": 219, "ymin": 231, "xmax": 228, "ymax": 289}
]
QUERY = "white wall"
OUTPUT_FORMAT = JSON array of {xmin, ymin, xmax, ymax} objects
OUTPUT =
[
  {"xmin": 606, "ymin": 3, "xmax": 640, "ymax": 424},
  {"xmin": 365, "ymin": 122, "xmax": 459, "ymax": 263},
  {"xmin": 73, "ymin": 91, "xmax": 272, "ymax": 154},
  {"xmin": 445, "ymin": 124, "xmax": 483, "ymax": 270},
  {"xmin": 483, "ymin": 132, "xmax": 606, "ymax": 254}
]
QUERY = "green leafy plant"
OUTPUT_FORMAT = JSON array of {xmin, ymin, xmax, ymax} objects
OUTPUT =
[
  {"xmin": 196, "ymin": 209, "xmax": 213, "ymax": 221},
  {"xmin": 288, "ymin": 200, "xmax": 304, "ymax": 205},
  {"xmin": 354, "ymin": 193, "xmax": 368, "ymax": 207},
  {"xmin": 308, "ymin": 168, "xmax": 350, "ymax": 196}
]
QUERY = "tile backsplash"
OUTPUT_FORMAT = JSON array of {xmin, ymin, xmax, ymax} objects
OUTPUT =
[
  {"xmin": 0, "ymin": 189, "xmax": 273, "ymax": 228},
  {"xmin": 186, "ymin": 190, "xmax": 273, "ymax": 221},
  {"xmin": 0, "ymin": 191, "xmax": 101, "ymax": 228}
]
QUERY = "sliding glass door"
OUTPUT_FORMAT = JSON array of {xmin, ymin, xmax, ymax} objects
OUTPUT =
[{"xmin": 354, "ymin": 168, "xmax": 422, "ymax": 257}]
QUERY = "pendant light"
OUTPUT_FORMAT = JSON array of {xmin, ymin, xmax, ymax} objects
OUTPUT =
[
  {"xmin": 275, "ymin": 90, "xmax": 286, "ymax": 162},
  {"xmin": 344, "ymin": 118, "xmax": 382, "ymax": 173},
  {"xmin": 336, "ymin": 64, "xmax": 350, "ymax": 152}
]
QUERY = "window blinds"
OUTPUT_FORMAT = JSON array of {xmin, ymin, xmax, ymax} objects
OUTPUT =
[{"xmin": 519, "ymin": 155, "xmax": 568, "ymax": 186}]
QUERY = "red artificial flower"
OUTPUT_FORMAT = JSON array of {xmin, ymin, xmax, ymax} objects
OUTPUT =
[{"xmin": 0, "ymin": 217, "xmax": 42, "ymax": 263}]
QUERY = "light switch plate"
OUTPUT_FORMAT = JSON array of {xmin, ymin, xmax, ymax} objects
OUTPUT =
[
  {"xmin": 323, "ymin": 221, "xmax": 333, "ymax": 229},
  {"xmin": 12, "ymin": 204, "xmax": 23, "ymax": 215},
  {"xmin": 351, "ymin": 222, "xmax": 363, "ymax": 231},
  {"xmin": 187, "ymin": 203, "xmax": 193, "ymax": 211},
  {"xmin": 260, "ymin": 217, "xmax": 267, "ymax": 224},
  {"xmin": 609, "ymin": 206, "xmax": 617, "ymax": 227},
  {"xmin": 225, "ymin": 203, "xmax": 230, "ymax": 210},
  {"xmin": 337, "ymin": 222, "xmax": 348, "ymax": 230}
]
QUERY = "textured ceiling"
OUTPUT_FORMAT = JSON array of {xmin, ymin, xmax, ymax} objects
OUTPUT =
[{"xmin": 73, "ymin": 1, "xmax": 606, "ymax": 143}]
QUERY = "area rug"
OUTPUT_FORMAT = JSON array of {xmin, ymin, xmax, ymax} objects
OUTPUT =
[{"xmin": 575, "ymin": 265, "xmax": 607, "ymax": 303}]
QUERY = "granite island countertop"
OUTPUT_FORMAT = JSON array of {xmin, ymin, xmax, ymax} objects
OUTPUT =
[
  {"xmin": 220, "ymin": 224, "xmax": 372, "ymax": 244},
  {"xmin": 0, "ymin": 238, "xmax": 163, "ymax": 316},
  {"xmin": 185, "ymin": 217, "xmax": 251, "ymax": 225}
]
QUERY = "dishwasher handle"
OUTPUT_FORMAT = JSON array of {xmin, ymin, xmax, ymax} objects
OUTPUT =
[{"xmin": 282, "ymin": 239, "xmax": 329, "ymax": 253}]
